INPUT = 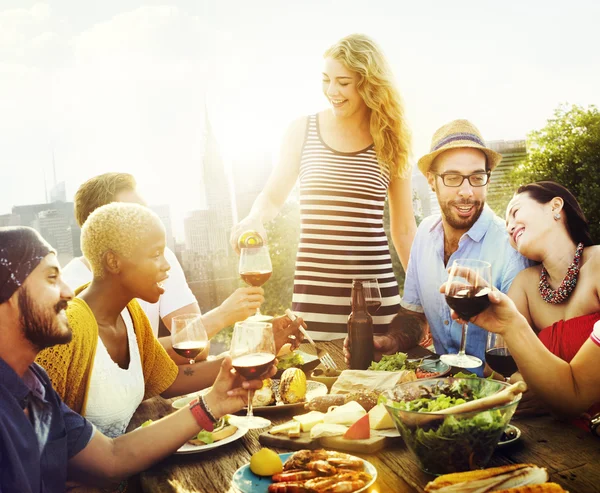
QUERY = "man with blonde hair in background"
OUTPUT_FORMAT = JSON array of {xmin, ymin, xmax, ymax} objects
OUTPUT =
[{"xmin": 61, "ymin": 172, "xmax": 265, "ymax": 361}]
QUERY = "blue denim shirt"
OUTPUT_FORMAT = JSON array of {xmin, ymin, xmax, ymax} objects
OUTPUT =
[
  {"xmin": 0, "ymin": 357, "xmax": 94, "ymax": 493},
  {"xmin": 401, "ymin": 206, "xmax": 533, "ymax": 375}
]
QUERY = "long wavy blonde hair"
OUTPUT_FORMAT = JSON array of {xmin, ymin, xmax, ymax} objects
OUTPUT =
[{"xmin": 324, "ymin": 34, "xmax": 411, "ymax": 178}]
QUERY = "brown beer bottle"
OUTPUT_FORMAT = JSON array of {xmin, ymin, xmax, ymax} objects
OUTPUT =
[{"xmin": 348, "ymin": 280, "xmax": 374, "ymax": 370}]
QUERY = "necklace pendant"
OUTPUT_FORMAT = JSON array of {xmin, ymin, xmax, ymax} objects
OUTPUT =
[{"xmin": 538, "ymin": 243, "xmax": 584, "ymax": 305}]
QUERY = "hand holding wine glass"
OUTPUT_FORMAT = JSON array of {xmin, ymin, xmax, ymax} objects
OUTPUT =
[
  {"xmin": 239, "ymin": 246, "xmax": 272, "ymax": 321},
  {"xmin": 171, "ymin": 314, "xmax": 208, "ymax": 365},
  {"xmin": 441, "ymin": 259, "xmax": 492, "ymax": 369},
  {"xmin": 228, "ymin": 321, "xmax": 276, "ymax": 429}
]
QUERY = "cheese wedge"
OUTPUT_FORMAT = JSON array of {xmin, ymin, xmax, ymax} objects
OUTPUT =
[
  {"xmin": 270, "ymin": 420, "xmax": 301, "ymax": 435},
  {"xmin": 287, "ymin": 422, "xmax": 302, "ymax": 438},
  {"xmin": 310, "ymin": 423, "xmax": 348, "ymax": 439},
  {"xmin": 293, "ymin": 411, "xmax": 325, "ymax": 432},
  {"xmin": 368, "ymin": 403, "xmax": 395, "ymax": 430},
  {"xmin": 323, "ymin": 401, "xmax": 366, "ymax": 426}
]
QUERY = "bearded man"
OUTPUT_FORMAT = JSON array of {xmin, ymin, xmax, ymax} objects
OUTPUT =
[
  {"xmin": 345, "ymin": 120, "xmax": 532, "ymax": 375},
  {"xmin": 0, "ymin": 226, "xmax": 273, "ymax": 492}
]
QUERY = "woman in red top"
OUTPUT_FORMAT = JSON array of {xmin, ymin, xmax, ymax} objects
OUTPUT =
[{"xmin": 448, "ymin": 181, "xmax": 600, "ymax": 430}]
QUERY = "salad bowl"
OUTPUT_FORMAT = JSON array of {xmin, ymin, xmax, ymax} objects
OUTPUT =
[{"xmin": 381, "ymin": 377, "xmax": 521, "ymax": 475}]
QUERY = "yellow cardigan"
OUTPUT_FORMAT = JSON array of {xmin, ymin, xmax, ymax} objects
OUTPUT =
[{"xmin": 36, "ymin": 296, "xmax": 179, "ymax": 415}]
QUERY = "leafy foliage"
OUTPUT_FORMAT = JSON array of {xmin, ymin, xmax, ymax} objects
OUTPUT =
[{"xmin": 509, "ymin": 104, "xmax": 600, "ymax": 243}]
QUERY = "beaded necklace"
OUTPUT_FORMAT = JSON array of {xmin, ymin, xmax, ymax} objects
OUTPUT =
[{"xmin": 539, "ymin": 242, "xmax": 584, "ymax": 304}]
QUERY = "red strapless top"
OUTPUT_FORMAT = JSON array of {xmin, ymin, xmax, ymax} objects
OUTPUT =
[{"xmin": 538, "ymin": 312, "xmax": 600, "ymax": 431}]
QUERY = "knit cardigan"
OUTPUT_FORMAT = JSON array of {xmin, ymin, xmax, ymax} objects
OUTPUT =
[{"xmin": 35, "ymin": 296, "xmax": 179, "ymax": 416}]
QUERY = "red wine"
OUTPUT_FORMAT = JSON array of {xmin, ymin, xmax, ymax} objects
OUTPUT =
[
  {"xmin": 445, "ymin": 286, "xmax": 491, "ymax": 320},
  {"xmin": 366, "ymin": 300, "xmax": 382, "ymax": 315},
  {"xmin": 485, "ymin": 347, "xmax": 518, "ymax": 377},
  {"xmin": 240, "ymin": 271, "xmax": 272, "ymax": 287},
  {"xmin": 232, "ymin": 352, "xmax": 275, "ymax": 379},
  {"xmin": 173, "ymin": 341, "xmax": 207, "ymax": 360}
]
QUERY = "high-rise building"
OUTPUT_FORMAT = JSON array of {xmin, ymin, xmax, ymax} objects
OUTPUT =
[
  {"xmin": 33, "ymin": 209, "xmax": 74, "ymax": 265},
  {"xmin": 12, "ymin": 201, "xmax": 82, "ymax": 257},
  {"xmin": 0, "ymin": 214, "xmax": 21, "ymax": 227},
  {"xmin": 231, "ymin": 151, "xmax": 273, "ymax": 221},
  {"xmin": 184, "ymin": 210, "xmax": 210, "ymax": 256},
  {"xmin": 150, "ymin": 204, "xmax": 175, "ymax": 251},
  {"xmin": 486, "ymin": 140, "xmax": 527, "ymax": 214},
  {"xmin": 50, "ymin": 181, "xmax": 67, "ymax": 203}
]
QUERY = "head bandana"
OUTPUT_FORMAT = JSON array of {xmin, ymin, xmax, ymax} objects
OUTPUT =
[{"xmin": 0, "ymin": 226, "xmax": 55, "ymax": 304}]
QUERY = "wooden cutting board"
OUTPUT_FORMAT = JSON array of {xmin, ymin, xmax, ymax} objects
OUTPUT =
[{"xmin": 259, "ymin": 429, "xmax": 397, "ymax": 454}]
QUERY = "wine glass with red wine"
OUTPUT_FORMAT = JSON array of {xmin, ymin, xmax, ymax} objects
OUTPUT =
[
  {"xmin": 171, "ymin": 314, "xmax": 208, "ymax": 365},
  {"xmin": 440, "ymin": 259, "xmax": 492, "ymax": 369},
  {"xmin": 228, "ymin": 321, "xmax": 275, "ymax": 429},
  {"xmin": 239, "ymin": 246, "xmax": 273, "ymax": 321},
  {"xmin": 363, "ymin": 279, "xmax": 382, "ymax": 316},
  {"xmin": 486, "ymin": 332, "xmax": 518, "ymax": 379}
]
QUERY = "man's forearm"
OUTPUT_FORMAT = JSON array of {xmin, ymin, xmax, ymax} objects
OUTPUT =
[
  {"xmin": 387, "ymin": 307, "xmax": 427, "ymax": 351},
  {"xmin": 161, "ymin": 358, "xmax": 223, "ymax": 399}
]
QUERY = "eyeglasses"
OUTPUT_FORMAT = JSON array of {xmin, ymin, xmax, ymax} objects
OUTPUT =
[{"xmin": 435, "ymin": 172, "xmax": 490, "ymax": 187}]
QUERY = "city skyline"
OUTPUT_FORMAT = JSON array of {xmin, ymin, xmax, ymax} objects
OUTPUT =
[{"xmin": 1, "ymin": 0, "xmax": 599, "ymax": 222}]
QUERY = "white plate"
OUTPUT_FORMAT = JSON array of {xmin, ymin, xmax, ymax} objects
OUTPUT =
[
  {"xmin": 232, "ymin": 451, "xmax": 377, "ymax": 493},
  {"xmin": 177, "ymin": 425, "xmax": 249, "ymax": 455},
  {"xmin": 250, "ymin": 380, "xmax": 328, "ymax": 413},
  {"xmin": 172, "ymin": 394, "xmax": 198, "ymax": 409},
  {"xmin": 497, "ymin": 424, "xmax": 521, "ymax": 447}
]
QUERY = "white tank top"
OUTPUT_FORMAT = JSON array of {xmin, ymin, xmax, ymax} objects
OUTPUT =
[{"xmin": 85, "ymin": 308, "xmax": 145, "ymax": 438}]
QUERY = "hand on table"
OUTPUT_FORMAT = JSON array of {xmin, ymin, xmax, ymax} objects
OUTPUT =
[{"xmin": 204, "ymin": 356, "xmax": 276, "ymax": 419}]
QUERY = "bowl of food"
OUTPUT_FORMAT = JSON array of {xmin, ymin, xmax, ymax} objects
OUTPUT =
[
  {"xmin": 381, "ymin": 377, "xmax": 521, "ymax": 475},
  {"xmin": 309, "ymin": 367, "xmax": 342, "ymax": 391}
]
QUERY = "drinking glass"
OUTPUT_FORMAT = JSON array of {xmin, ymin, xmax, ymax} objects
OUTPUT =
[
  {"xmin": 239, "ymin": 246, "xmax": 273, "ymax": 321},
  {"xmin": 171, "ymin": 314, "xmax": 208, "ymax": 365},
  {"xmin": 363, "ymin": 279, "xmax": 382, "ymax": 316},
  {"xmin": 228, "ymin": 321, "xmax": 275, "ymax": 429},
  {"xmin": 485, "ymin": 332, "xmax": 518, "ymax": 379},
  {"xmin": 440, "ymin": 259, "xmax": 492, "ymax": 369}
]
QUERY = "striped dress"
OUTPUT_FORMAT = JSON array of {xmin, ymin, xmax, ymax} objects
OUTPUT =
[{"xmin": 292, "ymin": 114, "xmax": 401, "ymax": 340}]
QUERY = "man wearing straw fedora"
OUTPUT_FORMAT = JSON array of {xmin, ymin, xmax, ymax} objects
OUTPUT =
[{"xmin": 345, "ymin": 119, "xmax": 532, "ymax": 375}]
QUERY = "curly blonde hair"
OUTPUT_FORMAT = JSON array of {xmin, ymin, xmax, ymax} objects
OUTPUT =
[
  {"xmin": 324, "ymin": 34, "xmax": 412, "ymax": 178},
  {"xmin": 81, "ymin": 202, "xmax": 164, "ymax": 278},
  {"xmin": 74, "ymin": 172, "xmax": 137, "ymax": 227}
]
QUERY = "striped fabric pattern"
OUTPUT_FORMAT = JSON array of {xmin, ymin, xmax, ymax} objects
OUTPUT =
[{"xmin": 292, "ymin": 114, "xmax": 401, "ymax": 340}]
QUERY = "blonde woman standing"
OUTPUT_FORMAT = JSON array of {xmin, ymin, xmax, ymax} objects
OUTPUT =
[{"xmin": 231, "ymin": 34, "xmax": 416, "ymax": 340}]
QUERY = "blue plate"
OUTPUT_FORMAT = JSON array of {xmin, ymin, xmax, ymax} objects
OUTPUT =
[
  {"xmin": 417, "ymin": 359, "xmax": 451, "ymax": 377},
  {"xmin": 231, "ymin": 452, "xmax": 377, "ymax": 493}
]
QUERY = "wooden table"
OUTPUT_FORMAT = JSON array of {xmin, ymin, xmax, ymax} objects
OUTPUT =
[{"xmin": 127, "ymin": 340, "xmax": 600, "ymax": 493}]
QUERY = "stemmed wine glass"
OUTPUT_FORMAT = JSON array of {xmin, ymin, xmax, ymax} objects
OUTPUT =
[
  {"xmin": 441, "ymin": 259, "xmax": 492, "ymax": 368},
  {"xmin": 171, "ymin": 314, "xmax": 208, "ymax": 365},
  {"xmin": 228, "ymin": 321, "xmax": 275, "ymax": 429},
  {"xmin": 239, "ymin": 246, "xmax": 273, "ymax": 322},
  {"xmin": 363, "ymin": 279, "xmax": 382, "ymax": 316},
  {"xmin": 486, "ymin": 332, "xmax": 518, "ymax": 380}
]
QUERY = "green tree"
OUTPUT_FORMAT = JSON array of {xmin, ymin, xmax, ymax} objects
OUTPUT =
[{"xmin": 509, "ymin": 104, "xmax": 600, "ymax": 243}]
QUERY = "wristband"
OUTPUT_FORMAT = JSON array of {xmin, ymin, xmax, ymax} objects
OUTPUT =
[
  {"xmin": 199, "ymin": 394, "xmax": 218, "ymax": 423},
  {"xmin": 189, "ymin": 398, "xmax": 215, "ymax": 432}
]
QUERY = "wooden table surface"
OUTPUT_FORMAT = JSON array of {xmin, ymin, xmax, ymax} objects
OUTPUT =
[{"xmin": 127, "ymin": 340, "xmax": 600, "ymax": 493}]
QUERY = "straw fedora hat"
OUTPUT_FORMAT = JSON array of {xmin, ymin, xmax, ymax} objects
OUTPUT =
[{"xmin": 417, "ymin": 119, "xmax": 502, "ymax": 176}]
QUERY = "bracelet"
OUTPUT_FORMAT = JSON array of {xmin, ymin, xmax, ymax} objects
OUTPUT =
[
  {"xmin": 189, "ymin": 398, "xmax": 215, "ymax": 432},
  {"xmin": 199, "ymin": 394, "xmax": 218, "ymax": 424}
]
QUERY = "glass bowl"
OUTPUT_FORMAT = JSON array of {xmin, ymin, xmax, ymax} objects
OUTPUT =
[{"xmin": 381, "ymin": 377, "xmax": 521, "ymax": 475}]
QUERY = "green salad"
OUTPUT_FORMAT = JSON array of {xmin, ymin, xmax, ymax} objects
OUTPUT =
[
  {"xmin": 368, "ymin": 352, "xmax": 423, "ymax": 371},
  {"xmin": 276, "ymin": 351, "xmax": 304, "ymax": 370},
  {"xmin": 385, "ymin": 380, "xmax": 509, "ymax": 474}
]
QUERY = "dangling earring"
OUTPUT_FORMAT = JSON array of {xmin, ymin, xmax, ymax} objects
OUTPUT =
[{"xmin": 554, "ymin": 213, "xmax": 561, "ymax": 221}]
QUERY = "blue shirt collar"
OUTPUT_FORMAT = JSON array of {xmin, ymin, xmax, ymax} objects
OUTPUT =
[
  {"xmin": 0, "ymin": 357, "xmax": 30, "ymax": 408},
  {"xmin": 428, "ymin": 204, "xmax": 496, "ymax": 243},
  {"xmin": 0, "ymin": 357, "xmax": 43, "ymax": 409}
]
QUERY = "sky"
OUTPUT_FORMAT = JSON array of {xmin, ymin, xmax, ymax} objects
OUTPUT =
[{"xmin": 1, "ymin": 0, "xmax": 599, "ymax": 231}]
